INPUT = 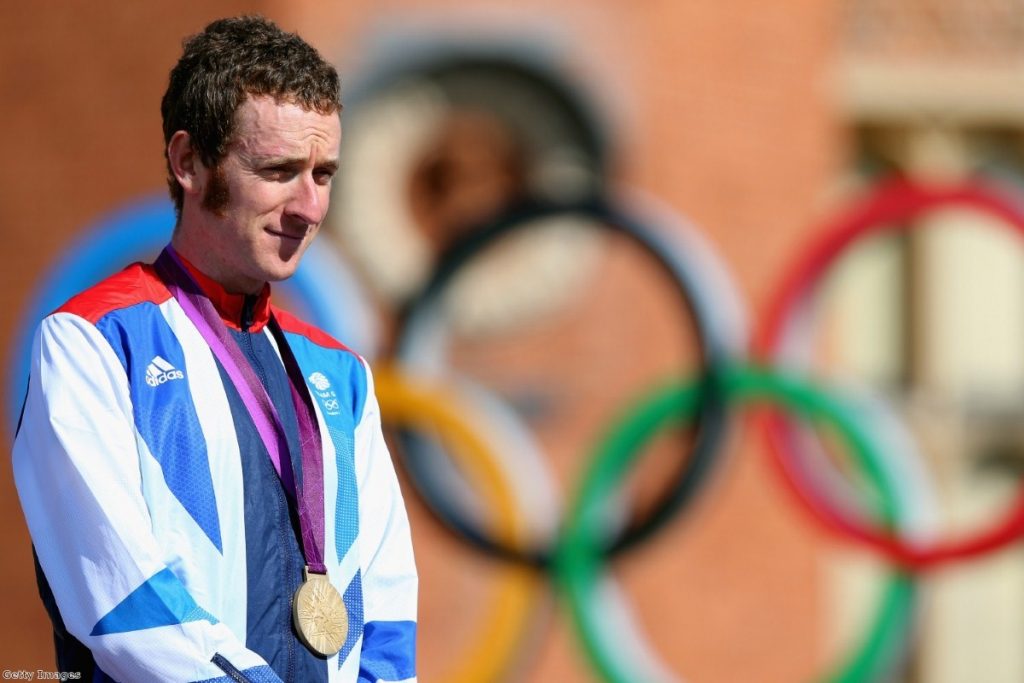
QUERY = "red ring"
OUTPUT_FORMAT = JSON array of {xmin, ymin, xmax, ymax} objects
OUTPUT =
[{"xmin": 755, "ymin": 176, "xmax": 1024, "ymax": 570}]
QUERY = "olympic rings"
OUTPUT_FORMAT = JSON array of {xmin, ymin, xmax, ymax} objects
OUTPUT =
[
  {"xmin": 372, "ymin": 367, "xmax": 542, "ymax": 683},
  {"xmin": 757, "ymin": 177, "xmax": 1024, "ymax": 569},
  {"xmin": 555, "ymin": 365, "xmax": 917, "ymax": 683},
  {"xmin": 392, "ymin": 196, "xmax": 737, "ymax": 566}
]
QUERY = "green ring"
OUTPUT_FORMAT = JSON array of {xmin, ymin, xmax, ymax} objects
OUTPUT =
[{"xmin": 555, "ymin": 365, "xmax": 916, "ymax": 683}]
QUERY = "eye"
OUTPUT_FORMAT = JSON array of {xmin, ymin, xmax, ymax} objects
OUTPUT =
[
  {"xmin": 261, "ymin": 165, "xmax": 299, "ymax": 181},
  {"xmin": 314, "ymin": 169, "xmax": 336, "ymax": 185}
]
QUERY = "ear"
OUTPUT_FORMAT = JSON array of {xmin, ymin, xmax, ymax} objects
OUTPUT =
[{"xmin": 167, "ymin": 130, "xmax": 207, "ymax": 197}]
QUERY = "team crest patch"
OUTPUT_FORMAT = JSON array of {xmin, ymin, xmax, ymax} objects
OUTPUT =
[
  {"xmin": 309, "ymin": 371, "xmax": 331, "ymax": 392},
  {"xmin": 308, "ymin": 371, "xmax": 341, "ymax": 415}
]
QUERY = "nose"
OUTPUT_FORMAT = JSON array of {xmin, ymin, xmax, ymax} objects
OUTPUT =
[{"xmin": 285, "ymin": 172, "xmax": 328, "ymax": 227}]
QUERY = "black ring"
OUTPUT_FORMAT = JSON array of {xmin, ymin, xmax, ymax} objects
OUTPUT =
[{"xmin": 390, "ymin": 196, "xmax": 732, "ymax": 567}]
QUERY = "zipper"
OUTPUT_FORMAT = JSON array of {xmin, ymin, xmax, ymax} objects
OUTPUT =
[
  {"xmin": 241, "ymin": 294, "xmax": 257, "ymax": 332},
  {"xmin": 235, "ymin": 325, "xmax": 296, "ymax": 681}
]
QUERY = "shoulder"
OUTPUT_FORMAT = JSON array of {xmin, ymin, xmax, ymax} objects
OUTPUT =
[
  {"xmin": 273, "ymin": 305, "xmax": 371, "ymax": 422},
  {"xmin": 272, "ymin": 305, "xmax": 361, "ymax": 358},
  {"xmin": 54, "ymin": 263, "xmax": 171, "ymax": 325}
]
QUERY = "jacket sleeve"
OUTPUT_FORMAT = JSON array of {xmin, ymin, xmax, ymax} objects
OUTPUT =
[
  {"xmin": 12, "ymin": 312, "xmax": 282, "ymax": 683},
  {"xmin": 354, "ymin": 361, "xmax": 418, "ymax": 683}
]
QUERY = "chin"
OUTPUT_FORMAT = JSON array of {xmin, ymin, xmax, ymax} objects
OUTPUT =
[
  {"xmin": 262, "ymin": 263, "xmax": 301, "ymax": 283},
  {"xmin": 257, "ymin": 246, "xmax": 307, "ymax": 283}
]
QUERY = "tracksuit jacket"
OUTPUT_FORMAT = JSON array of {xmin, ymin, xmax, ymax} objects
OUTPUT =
[{"xmin": 12, "ymin": 256, "xmax": 418, "ymax": 683}]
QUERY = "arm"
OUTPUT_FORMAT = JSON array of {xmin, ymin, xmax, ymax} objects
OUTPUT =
[
  {"xmin": 354, "ymin": 362, "xmax": 418, "ymax": 683},
  {"xmin": 13, "ymin": 312, "xmax": 282, "ymax": 683}
]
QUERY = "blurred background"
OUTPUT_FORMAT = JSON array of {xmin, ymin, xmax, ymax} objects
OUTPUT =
[{"xmin": 5, "ymin": 1, "xmax": 1024, "ymax": 681}]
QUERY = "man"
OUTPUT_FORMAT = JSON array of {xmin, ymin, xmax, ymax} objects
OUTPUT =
[{"xmin": 13, "ymin": 16, "xmax": 417, "ymax": 683}]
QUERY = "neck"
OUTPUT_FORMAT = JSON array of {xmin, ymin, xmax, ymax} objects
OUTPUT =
[
  {"xmin": 163, "ymin": 242, "xmax": 273, "ymax": 332},
  {"xmin": 170, "ymin": 231, "xmax": 264, "ymax": 295}
]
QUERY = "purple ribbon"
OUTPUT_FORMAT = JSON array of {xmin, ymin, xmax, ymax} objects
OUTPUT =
[{"xmin": 154, "ymin": 247, "xmax": 327, "ymax": 574}]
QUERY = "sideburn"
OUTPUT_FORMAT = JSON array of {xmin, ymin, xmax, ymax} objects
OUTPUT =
[{"xmin": 202, "ymin": 163, "xmax": 231, "ymax": 215}]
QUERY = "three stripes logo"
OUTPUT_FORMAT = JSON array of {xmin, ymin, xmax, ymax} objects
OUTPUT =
[{"xmin": 145, "ymin": 356, "xmax": 185, "ymax": 387}]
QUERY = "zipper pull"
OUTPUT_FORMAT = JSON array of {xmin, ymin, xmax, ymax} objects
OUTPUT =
[{"xmin": 241, "ymin": 295, "xmax": 257, "ymax": 331}]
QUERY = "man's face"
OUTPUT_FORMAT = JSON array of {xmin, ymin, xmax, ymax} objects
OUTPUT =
[{"xmin": 190, "ymin": 95, "xmax": 341, "ymax": 293}]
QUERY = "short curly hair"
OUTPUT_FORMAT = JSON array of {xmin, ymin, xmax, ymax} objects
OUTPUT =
[{"xmin": 161, "ymin": 16, "xmax": 341, "ymax": 217}]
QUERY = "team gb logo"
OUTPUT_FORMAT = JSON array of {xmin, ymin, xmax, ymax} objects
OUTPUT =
[{"xmin": 309, "ymin": 372, "xmax": 331, "ymax": 392}]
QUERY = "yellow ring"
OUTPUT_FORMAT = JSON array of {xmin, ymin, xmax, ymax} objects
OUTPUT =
[{"xmin": 373, "ymin": 366, "xmax": 541, "ymax": 683}]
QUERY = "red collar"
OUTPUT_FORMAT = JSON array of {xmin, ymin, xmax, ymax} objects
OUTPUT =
[{"xmin": 176, "ymin": 255, "xmax": 272, "ymax": 332}]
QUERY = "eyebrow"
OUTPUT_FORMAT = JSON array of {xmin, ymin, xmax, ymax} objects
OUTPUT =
[{"xmin": 258, "ymin": 155, "xmax": 339, "ymax": 172}]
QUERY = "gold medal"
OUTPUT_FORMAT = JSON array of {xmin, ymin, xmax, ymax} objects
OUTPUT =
[{"xmin": 293, "ymin": 567, "xmax": 349, "ymax": 657}]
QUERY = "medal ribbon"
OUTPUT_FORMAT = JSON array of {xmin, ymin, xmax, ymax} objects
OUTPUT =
[{"xmin": 154, "ymin": 247, "xmax": 328, "ymax": 574}]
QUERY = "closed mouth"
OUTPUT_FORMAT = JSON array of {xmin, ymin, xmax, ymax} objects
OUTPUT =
[{"xmin": 266, "ymin": 227, "xmax": 305, "ymax": 241}]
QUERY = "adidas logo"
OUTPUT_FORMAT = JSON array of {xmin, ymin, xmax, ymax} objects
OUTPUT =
[{"xmin": 145, "ymin": 355, "xmax": 185, "ymax": 387}]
